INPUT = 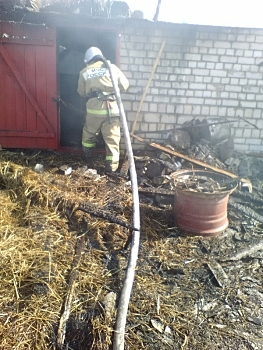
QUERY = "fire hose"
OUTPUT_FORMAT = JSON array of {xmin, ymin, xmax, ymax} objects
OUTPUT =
[{"xmin": 100, "ymin": 56, "xmax": 141, "ymax": 350}]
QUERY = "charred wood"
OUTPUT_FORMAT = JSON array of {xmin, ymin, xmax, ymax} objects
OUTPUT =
[
  {"xmin": 78, "ymin": 203, "xmax": 135, "ymax": 231},
  {"xmin": 207, "ymin": 260, "xmax": 229, "ymax": 288},
  {"xmin": 138, "ymin": 186, "xmax": 174, "ymax": 196},
  {"xmin": 228, "ymin": 198, "xmax": 263, "ymax": 224},
  {"xmin": 145, "ymin": 161, "xmax": 164, "ymax": 178},
  {"xmin": 131, "ymin": 133, "xmax": 251, "ymax": 187},
  {"xmin": 152, "ymin": 158, "xmax": 181, "ymax": 172},
  {"xmin": 232, "ymin": 190, "xmax": 263, "ymax": 206},
  {"xmin": 57, "ymin": 235, "xmax": 86, "ymax": 349},
  {"xmin": 134, "ymin": 156, "xmax": 180, "ymax": 174},
  {"xmin": 220, "ymin": 239, "xmax": 263, "ymax": 261}
]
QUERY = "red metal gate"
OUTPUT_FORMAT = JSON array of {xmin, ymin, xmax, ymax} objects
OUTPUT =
[{"xmin": 0, "ymin": 22, "xmax": 58, "ymax": 149}]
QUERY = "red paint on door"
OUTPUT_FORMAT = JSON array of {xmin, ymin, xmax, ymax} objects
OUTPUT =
[{"xmin": 0, "ymin": 22, "xmax": 58, "ymax": 149}]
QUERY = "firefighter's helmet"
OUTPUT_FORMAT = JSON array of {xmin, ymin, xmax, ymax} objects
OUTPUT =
[{"xmin": 84, "ymin": 47, "xmax": 103, "ymax": 64}]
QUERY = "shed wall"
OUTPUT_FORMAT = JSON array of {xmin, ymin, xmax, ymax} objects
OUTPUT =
[{"xmin": 119, "ymin": 23, "xmax": 263, "ymax": 153}]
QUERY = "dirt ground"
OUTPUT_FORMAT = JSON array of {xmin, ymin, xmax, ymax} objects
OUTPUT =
[{"xmin": 0, "ymin": 148, "xmax": 263, "ymax": 350}]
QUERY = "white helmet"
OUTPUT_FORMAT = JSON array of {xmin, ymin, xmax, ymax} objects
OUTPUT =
[{"xmin": 84, "ymin": 47, "xmax": 103, "ymax": 64}]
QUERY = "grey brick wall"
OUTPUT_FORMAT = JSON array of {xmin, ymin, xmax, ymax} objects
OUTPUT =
[{"xmin": 119, "ymin": 22, "xmax": 263, "ymax": 153}]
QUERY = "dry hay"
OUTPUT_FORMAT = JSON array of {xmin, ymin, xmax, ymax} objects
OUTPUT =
[{"xmin": 0, "ymin": 150, "xmax": 262, "ymax": 350}]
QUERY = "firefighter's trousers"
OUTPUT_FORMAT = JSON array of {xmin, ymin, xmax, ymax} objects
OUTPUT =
[{"xmin": 82, "ymin": 113, "xmax": 120, "ymax": 172}]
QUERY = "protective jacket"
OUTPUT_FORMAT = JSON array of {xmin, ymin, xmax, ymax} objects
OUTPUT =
[
  {"xmin": 77, "ymin": 60, "xmax": 129, "ymax": 172},
  {"xmin": 77, "ymin": 61, "xmax": 129, "ymax": 117}
]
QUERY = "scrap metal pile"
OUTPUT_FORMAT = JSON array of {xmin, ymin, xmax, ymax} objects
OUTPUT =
[{"xmin": 0, "ymin": 146, "xmax": 263, "ymax": 349}]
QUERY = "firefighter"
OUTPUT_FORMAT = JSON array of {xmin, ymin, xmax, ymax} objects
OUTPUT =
[{"xmin": 77, "ymin": 47, "xmax": 129, "ymax": 173}]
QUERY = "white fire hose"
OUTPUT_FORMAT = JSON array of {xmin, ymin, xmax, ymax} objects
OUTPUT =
[{"xmin": 101, "ymin": 56, "xmax": 141, "ymax": 350}]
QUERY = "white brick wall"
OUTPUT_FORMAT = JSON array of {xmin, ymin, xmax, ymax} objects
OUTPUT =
[{"xmin": 119, "ymin": 22, "xmax": 263, "ymax": 153}]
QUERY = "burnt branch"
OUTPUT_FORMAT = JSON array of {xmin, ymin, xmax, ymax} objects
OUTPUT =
[{"xmin": 77, "ymin": 203, "xmax": 135, "ymax": 231}]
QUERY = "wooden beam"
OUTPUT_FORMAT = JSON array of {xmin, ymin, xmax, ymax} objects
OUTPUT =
[
  {"xmin": 130, "ymin": 39, "xmax": 166, "ymax": 135},
  {"xmin": 131, "ymin": 133, "xmax": 251, "ymax": 185}
]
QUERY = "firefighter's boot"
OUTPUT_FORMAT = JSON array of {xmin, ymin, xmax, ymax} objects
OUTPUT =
[
  {"xmin": 105, "ymin": 160, "xmax": 119, "ymax": 173},
  {"xmin": 83, "ymin": 146, "xmax": 94, "ymax": 160}
]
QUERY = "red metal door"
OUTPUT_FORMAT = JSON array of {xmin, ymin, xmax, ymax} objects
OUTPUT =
[{"xmin": 0, "ymin": 22, "xmax": 58, "ymax": 149}]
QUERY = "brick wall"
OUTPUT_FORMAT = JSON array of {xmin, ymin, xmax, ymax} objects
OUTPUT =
[{"xmin": 118, "ymin": 21, "xmax": 263, "ymax": 153}]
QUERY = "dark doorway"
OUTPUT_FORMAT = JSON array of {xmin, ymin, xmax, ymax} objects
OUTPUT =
[{"xmin": 57, "ymin": 27, "xmax": 118, "ymax": 148}]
